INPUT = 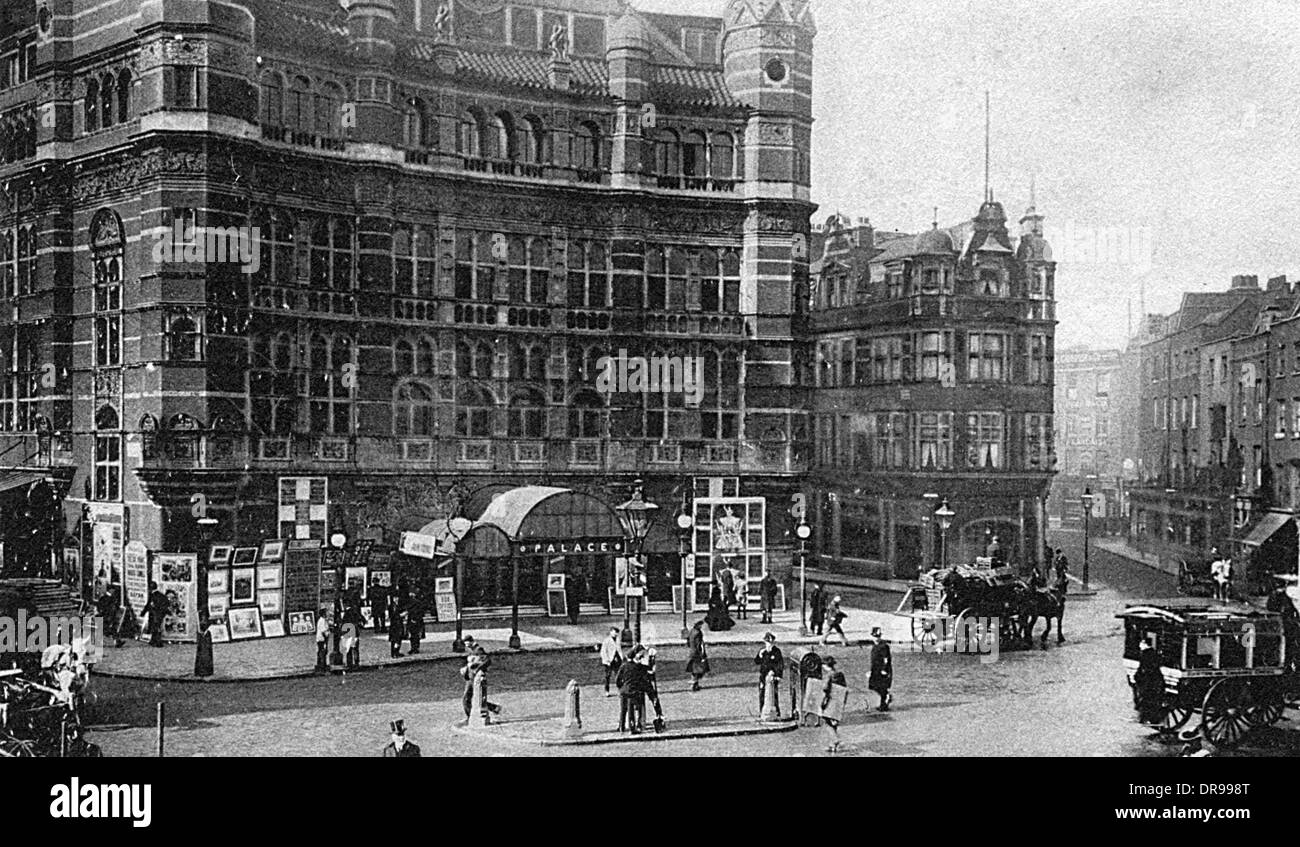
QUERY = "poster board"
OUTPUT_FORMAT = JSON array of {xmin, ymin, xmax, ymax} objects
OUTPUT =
[
  {"xmin": 288, "ymin": 611, "xmax": 316, "ymax": 635},
  {"xmin": 284, "ymin": 539, "xmax": 323, "ymax": 615},
  {"xmin": 227, "ymin": 607, "xmax": 262, "ymax": 640},
  {"xmin": 607, "ymin": 587, "xmax": 625, "ymax": 613},
  {"xmin": 154, "ymin": 553, "xmax": 198, "ymax": 642},
  {"xmin": 434, "ymin": 583, "xmax": 458, "ymax": 622},
  {"xmin": 123, "ymin": 540, "xmax": 149, "ymax": 616},
  {"xmin": 319, "ymin": 549, "xmax": 345, "ymax": 611},
  {"xmin": 546, "ymin": 588, "xmax": 568, "ymax": 618},
  {"xmin": 802, "ymin": 678, "xmax": 848, "ymax": 723}
]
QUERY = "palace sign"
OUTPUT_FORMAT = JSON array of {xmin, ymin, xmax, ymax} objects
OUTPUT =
[{"xmin": 515, "ymin": 538, "xmax": 625, "ymax": 556}]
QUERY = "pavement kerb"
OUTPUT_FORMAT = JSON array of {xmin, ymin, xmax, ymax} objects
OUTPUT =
[
  {"xmin": 450, "ymin": 715, "xmax": 801, "ymax": 746},
  {"xmin": 90, "ymin": 637, "xmax": 887, "ymax": 684}
]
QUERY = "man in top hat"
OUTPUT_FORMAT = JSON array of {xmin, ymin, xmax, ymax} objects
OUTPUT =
[
  {"xmin": 382, "ymin": 720, "xmax": 421, "ymax": 757},
  {"xmin": 754, "ymin": 632, "xmax": 784, "ymax": 717},
  {"xmin": 868, "ymin": 626, "xmax": 892, "ymax": 712}
]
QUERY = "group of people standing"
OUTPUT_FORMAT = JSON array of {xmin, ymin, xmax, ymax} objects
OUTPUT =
[
  {"xmin": 704, "ymin": 566, "xmax": 780, "ymax": 633},
  {"xmin": 599, "ymin": 627, "xmax": 665, "ymax": 734}
]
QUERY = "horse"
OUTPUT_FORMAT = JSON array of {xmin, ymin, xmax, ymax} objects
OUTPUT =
[{"xmin": 1014, "ymin": 585, "xmax": 1065, "ymax": 649}]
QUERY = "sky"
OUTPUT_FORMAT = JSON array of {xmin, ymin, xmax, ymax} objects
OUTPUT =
[{"xmin": 635, "ymin": 0, "xmax": 1300, "ymax": 350}]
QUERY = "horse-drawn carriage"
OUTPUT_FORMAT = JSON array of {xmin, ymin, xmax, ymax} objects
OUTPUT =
[
  {"xmin": 1119, "ymin": 599, "xmax": 1298, "ymax": 747},
  {"xmin": 0, "ymin": 668, "xmax": 99, "ymax": 757},
  {"xmin": 896, "ymin": 562, "xmax": 1064, "ymax": 650}
]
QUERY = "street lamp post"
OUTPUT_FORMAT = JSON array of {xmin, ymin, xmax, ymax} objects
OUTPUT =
[
  {"xmin": 676, "ymin": 509, "xmax": 694, "ymax": 641},
  {"xmin": 796, "ymin": 521, "xmax": 811, "ymax": 636},
  {"xmin": 194, "ymin": 514, "xmax": 218, "ymax": 670},
  {"xmin": 1080, "ymin": 487, "xmax": 1094, "ymax": 592},
  {"xmin": 329, "ymin": 531, "xmax": 347, "ymax": 668},
  {"xmin": 447, "ymin": 517, "xmax": 473, "ymax": 653},
  {"xmin": 936, "ymin": 499, "xmax": 954, "ymax": 569},
  {"xmin": 615, "ymin": 481, "xmax": 658, "ymax": 647}
]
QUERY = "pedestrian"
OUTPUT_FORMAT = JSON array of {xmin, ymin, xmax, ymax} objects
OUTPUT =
[
  {"xmin": 820, "ymin": 655, "xmax": 848, "ymax": 753},
  {"xmin": 719, "ymin": 565, "xmax": 736, "ymax": 611},
  {"xmin": 760, "ymin": 571, "xmax": 778, "ymax": 624},
  {"xmin": 565, "ymin": 570, "xmax": 584, "ymax": 625},
  {"xmin": 686, "ymin": 619, "xmax": 710, "ymax": 691},
  {"xmin": 1211, "ymin": 554, "xmax": 1232, "ymax": 602},
  {"xmin": 705, "ymin": 582, "xmax": 734, "ymax": 631},
  {"xmin": 342, "ymin": 600, "xmax": 364, "ymax": 669},
  {"xmin": 406, "ymin": 589, "xmax": 425, "ymax": 654},
  {"xmin": 141, "ymin": 581, "xmax": 169, "ymax": 647},
  {"xmin": 460, "ymin": 635, "xmax": 503, "ymax": 720},
  {"xmin": 388, "ymin": 597, "xmax": 405, "ymax": 658},
  {"xmin": 369, "ymin": 576, "xmax": 389, "ymax": 634},
  {"xmin": 600, "ymin": 626, "xmax": 623, "ymax": 697},
  {"xmin": 867, "ymin": 626, "xmax": 892, "ymax": 711},
  {"xmin": 616, "ymin": 645, "xmax": 647, "ymax": 734},
  {"xmin": 381, "ymin": 719, "xmax": 421, "ymax": 757},
  {"xmin": 194, "ymin": 615, "xmax": 214, "ymax": 678},
  {"xmin": 640, "ymin": 644, "xmax": 665, "ymax": 732},
  {"xmin": 1133, "ymin": 638, "xmax": 1165, "ymax": 726},
  {"xmin": 820, "ymin": 595, "xmax": 848, "ymax": 646},
  {"xmin": 735, "ymin": 568, "xmax": 749, "ymax": 620},
  {"xmin": 809, "ymin": 583, "xmax": 826, "ymax": 635},
  {"xmin": 754, "ymin": 632, "xmax": 784, "ymax": 717},
  {"xmin": 315, "ymin": 606, "xmax": 332, "ymax": 670}
]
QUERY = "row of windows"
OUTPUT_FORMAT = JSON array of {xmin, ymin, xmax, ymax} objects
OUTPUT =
[
  {"xmin": 814, "ymin": 412, "xmax": 1053, "ymax": 472},
  {"xmin": 0, "ymin": 226, "xmax": 38, "ymax": 298},
  {"xmin": 0, "ymin": 110, "xmax": 36, "ymax": 164},
  {"xmin": 816, "ymin": 332, "xmax": 1053, "ymax": 387},
  {"xmin": 0, "ymin": 42, "xmax": 36, "ymax": 90},
  {"xmin": 818, "ymin": 263, "xmax": 1051, "ymax": 310},
  {"xmin": 84, "ymin": 70, "xmax": 132, "ymax": 133}
]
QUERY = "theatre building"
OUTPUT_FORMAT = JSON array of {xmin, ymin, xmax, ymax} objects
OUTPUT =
[
  {"xmin": 0, "ymin": 0, "xmax": 814, "ymax": 615},
  {"xmin": 807, "ymin": 197, "xmax": 1056, "ymax": 579}
]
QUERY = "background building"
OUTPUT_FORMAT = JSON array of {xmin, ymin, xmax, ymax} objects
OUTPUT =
[
  {"xmin": 806, "ymin": 196, "xmax": 1056, "ymax": 579},
  {"xmin": 0, "ymin": 0, "xmax": 816, "ymax": 613},
  {"xmin": 1049, "ymin": 345, "xmax": 1123, "ymax": 529}
]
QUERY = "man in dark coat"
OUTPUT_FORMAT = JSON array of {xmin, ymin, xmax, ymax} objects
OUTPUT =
[
  {"xmin": 754, "ymin": 632, "xmax": 784, "ymax": 716},
  {"xmin": 381, "ymin": 720, "xmax": 421, "ymax": 757},
  {"xmin": 369, "ymin": 577, "xmax": 389, "ymax": 634},
  {"xmin": 809, "ymin": 583, "xmax": 827, "ymax": 635},
  {"xmin": 868, "ymin": 626, "xmax": 893, "ymax": 711},
  {"xmin": 1133, "ymin": 638, "xmax": 1166, "ymax": 726},
  {"xmin": 565, "ymin": 570, "xmax": 583, "ymax": 625},
  {"xmin": 406, "ymin": 589, "xmax": 425, "ymax": 654},
  {"xmin": 686, "ymin": 620, "xmax": 709, "ymax": 691},
  {"xmin": 719, "ymin": 566, "xmax": 736, "ymax": 611},
  {"xmin": 387, "ymin": 597, "xmax": 405, "ymax": 658},
  {"xmin": 141, "ymin": 582, "xmax": 169, "ymax": 647},
  {"xmin": 759, "ymin": 572, "xmax": 778, "ymax": 623},
  {"xmin": 615, "ymin": 646, "xmax": 647, "ymax": 733},
  {"xmin": 194, "ymin": 615, "xmax": 214, "ymax": 678}
]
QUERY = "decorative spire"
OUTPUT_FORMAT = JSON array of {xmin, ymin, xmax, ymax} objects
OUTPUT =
[{"xmin": 984, "ymin": 90, "xmax": 990, "ymax": 203}]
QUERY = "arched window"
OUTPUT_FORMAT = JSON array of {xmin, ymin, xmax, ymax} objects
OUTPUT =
[
  {"xmin": 489, "ymin": 111, "xmax": 513, "ymax": 160},
  {"xmin": 509, "ymin": 341, "xmax": 546, "ymax": 381},
  {"xmin": 85, "ymin": 78, "xmax": 99, "ymax": 132},
  {"xmin": 259, "ymin": 71, "xmax": 284, "ymax": 127},
  {"xmin": 315, "ymin": 81, "xmax": 344, "ymax": 137},
  {"xmin": 508, "ymin": 388, "xmax": 547, "ymax": 438},
  {"xmin": 93, "ymin": 405, "xmax": 121, "ymax": 502},
  {"xmin": 683, "ymin": 130, "xmax": 707, "ymax": 178},
  {"xmin": 458, "ymin": 109, "xmax": 483, "ymax": 157},
  {"xmin": 91, "ymin": 209, "xmax": 123, "ymax": 368},
  {"xmin": 394, "ymin": 381, "xmax": 435, "ymax": 436},
  {"xmin": 710, "ymin": 131, "xmax": 734, "ymax": 180},
  {"xmin": 98, "ymin": 72, "xmax": 114, "ymax": 127},
  {"xmin": 571, "ymin": 121, "xmax": 600, "ymax": 171},
  {"xmin": 116, "ymin": 69, "xmax": 132, "ymax": 123},
  {"xmin": 288, "ymin": 76, "xmax": 312, "ymax": 133},
  {"xmin": 522, "ymin": 115, "xmax": 546, "ymax": 164},
  {"xmin": 165, "ymin": 313, "xmax": 202, "ymax": 362},
  {"xmin": 394, "ymin": 339, "xmax": 415, "ymax": 374},
  {"xmin": 403, "ymin": 98, "xmax": 428, "ymax": 148},
  {"xmin": 569, "ymin": 389, "xmax": 605, "ymax": 438},
  {"xmin": 654, "ymin": 129, "xmax": 680, "ymax": 177},
  {"xmin": 456, "ymin": 384, "xmax": 495, "ymax": 437}
]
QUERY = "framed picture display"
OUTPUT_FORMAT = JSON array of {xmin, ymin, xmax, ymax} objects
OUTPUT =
[
  {"xmin": 207, "ymin": 594, "xmax": 229, "ymax": 619},
  {"xmin": 232, "ymin": 546, "xmax": 259, "ymax": 566},
  {"xmin": 607, "ymin": 587, "xmax": 625, "ymax": 613},
  {"xmin": 227, "ymin": 607, "xmax": 263, "ymax": 640},
  {"xmin": 360, "ymin": 605, "xmax": 374, "ymax": 629},
  {"xmin": 546, "ymin": 588, "xmax": 568, "ymax": 618},
  {"xmin": 372, "ymin": 570, "xmax": 392, "ymax": 588},
  {"xmin": 208, "ymin": 545, "xmax": 233, "ymax": 567},
  {"xmin": 257, "ymin": 591, "xmax": 283, "ymax": 616},
  {"xmin": 547, "ymin": 573, "xmax": 565, "ymax": 590},
  {"xmin": 231, "ymin": 568, "xmax": 256, "ymax": 603},
  {"xmin": 434, "ymin": 577, "xmax": 454, "ymax": 593},
  {"xmin": 208, "ymin": 621, "xmax": 230, "ymax": 643},
  {"xmin": 344, "ymin": 566, "xmax": 368, "ymax": 597},
  {"xmin": 262, "ymin": 618, "xmax": 286, "ymax": 638},
  {"xmin": 288, "ymin": 611, "xmax": 316, "ymax": 635},
  {"xmin": 207, "ymin": 570, "xmax": 229, "ymax": 595},
  {"xmin": 256, "ymin": 566, "xmax": 282, "ymax": 590},
  {"xmin": 259, "ymin": 540, "xmax": 286, "ymax": 563}
]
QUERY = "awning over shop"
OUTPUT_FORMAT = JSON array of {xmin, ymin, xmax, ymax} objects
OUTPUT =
[
  {"xmin": 1241, "ymin": 512, "xmax": 1294, "ymax": 547},
  {"xmin": 0, "ymin": 471, "xmax": 44, "ymax": 497},
  {"xmin": 402, "ymin": 518, "xmax": 511, "ymax": 559}
]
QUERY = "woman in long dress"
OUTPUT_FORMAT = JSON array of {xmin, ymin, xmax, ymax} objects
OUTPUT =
[{"xmin": 705, "ymin": 583, "xmax": 734, "ymax": 631}]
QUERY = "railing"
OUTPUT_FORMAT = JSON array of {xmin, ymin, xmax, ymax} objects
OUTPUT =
[{"xmin": 654, "ymin": 174, "xmax": 736, "ymax": 192}]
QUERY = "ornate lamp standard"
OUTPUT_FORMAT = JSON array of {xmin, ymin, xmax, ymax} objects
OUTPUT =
[
  {"xmin": 1080, "ymin": 487, "xmax": 1094, "ymax": 592},
  {"xmin": 193, "ymin": 514, "xmax": 218, "ymax": 669},
  {"xmin": 676, "ymin": 508, "xmax": 694, "ymax": 641},
  {"xmin": 795, "ymin": 520, "xmax": 811, "ymax": 636},
  {"xmin": 935, "ymin": 499, "xmax": 955, "ymax": 569},
  {"xmin": 446, "ymin": 516, "xmax": 473, "ymax": 653},
  {"xmin": 615, "ymin": 481, "xmax": 658, "ymax": 647},
  {"xmin": 328, "ymin": 531, "xmax": 347, "ymax": 668}
]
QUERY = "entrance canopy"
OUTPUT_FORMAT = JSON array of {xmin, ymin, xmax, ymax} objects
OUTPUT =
[
  {"xmin": 405, "ymin": 486, "xmax": 627, "ymax": 559},
  {"xmin": 1241, "ymin": 512, "xmax": 1293, "ymax": 548}
]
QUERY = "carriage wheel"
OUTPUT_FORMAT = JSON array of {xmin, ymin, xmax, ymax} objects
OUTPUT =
[
  {"xmin": 911, "ymin": 617, "xmax": 938, "ymax": 651},
  {"xmin": 1244, "ymin": 683, "xmax": 1286, "ymax": 728},
  {"xmin": 1201, "ymin": 679, "xmax": 1253, "ymax": 747},
  {"xmin": 1159, "ymin": 703, "xmax": 1194, "ymax": 734}
]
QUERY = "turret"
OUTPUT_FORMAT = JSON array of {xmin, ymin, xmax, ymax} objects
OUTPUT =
[
  {"xmin": 606, "ymin": 10, "xmax": 654, "ymax": 187},
  {"xmin": 344, "ymin": 0, "xmax": 399, "ymax": 148}
]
